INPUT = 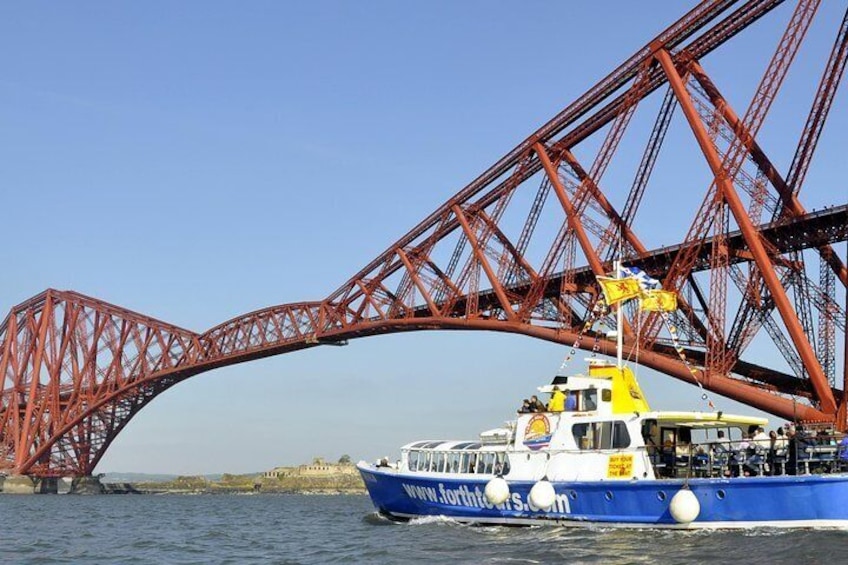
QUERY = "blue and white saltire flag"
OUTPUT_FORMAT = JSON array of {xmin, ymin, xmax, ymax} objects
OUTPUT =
[{"xmin": 618, "ymin": 265, "xmax": 661, "ymax": 290}]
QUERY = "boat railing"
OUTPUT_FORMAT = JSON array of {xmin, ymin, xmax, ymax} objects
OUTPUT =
[{"xmin": 647, "ymin": 435, "xmax": 848, "ymax": 479}]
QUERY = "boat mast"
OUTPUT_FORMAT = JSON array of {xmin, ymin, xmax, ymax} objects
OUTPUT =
[
  {"xmin": 614, "ymin": 257, "xmax": 624, "ymax": 371},
  {"xmin": 613, "ymin": 230, "xmax": 626, "ymax": 370}
]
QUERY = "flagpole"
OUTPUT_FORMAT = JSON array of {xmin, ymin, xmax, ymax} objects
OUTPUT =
[{"xmin": 614, "ymin": 258, "xmax": 624, "ymax": 370}]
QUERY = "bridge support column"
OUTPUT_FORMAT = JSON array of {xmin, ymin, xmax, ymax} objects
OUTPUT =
[
  {"xmin": 37, "ymin": 477, "xmax": 59, "ymax": 494},
  {"xmin": 69, "ymin": 475, "xmax": 105, "ymax": 495}
]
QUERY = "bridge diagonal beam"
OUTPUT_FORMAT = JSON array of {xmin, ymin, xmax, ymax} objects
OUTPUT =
[
  {"xmin": 654, "ymin": 44, "xmax": 836, "ymax": 412},
  {"xmin": 688, "ymin": 60, "xmax": 848, "ymax": 287}
]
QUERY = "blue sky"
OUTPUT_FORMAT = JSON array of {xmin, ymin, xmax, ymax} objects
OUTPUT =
[{"xmin": 1, "ymin": 1, "xmax": 846, "ymax": 474}]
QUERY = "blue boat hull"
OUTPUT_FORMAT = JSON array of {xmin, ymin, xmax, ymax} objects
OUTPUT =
[{"xmin": 358, "ymin": 464, "xmax": 848, "ymax": 528}]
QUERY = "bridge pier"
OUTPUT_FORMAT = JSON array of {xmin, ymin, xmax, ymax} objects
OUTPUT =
[
  {"xmin": 0, "ymin": 474, "xmax": 32, "ymax": 494},
  {"xmin": 0, "ymin": 475, "xmax": 59, "ymax": 494},
  {"xmin": 69, "ymin": 475, "xmax": 105, "ymax": 495},
  {"xmin": 37, "ymin": 477, "xmax": 59, "ymax": 494}
]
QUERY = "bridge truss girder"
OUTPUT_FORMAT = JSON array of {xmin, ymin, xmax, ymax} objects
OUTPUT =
[{"xmin": 2, "ymin": 0, "xmax": 847, "ymax": 477}]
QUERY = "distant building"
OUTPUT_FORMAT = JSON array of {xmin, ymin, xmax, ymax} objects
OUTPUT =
[
  {"xmin": 263, "ymin": 457, "xmax": 356, "ymax": 479},
  {"xmin": 262, "ymin": 466, "xmax": 291, "ymax": 479}
]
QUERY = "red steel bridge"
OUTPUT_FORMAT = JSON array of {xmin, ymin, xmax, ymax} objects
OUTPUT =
[{"xmin": 2, "ymin": 0, "xmax": 847, "ymax": 479}]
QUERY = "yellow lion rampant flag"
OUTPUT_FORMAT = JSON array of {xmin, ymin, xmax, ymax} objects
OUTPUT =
[
  {"xmin": 597, "ymin": 276, "xmax": 642, "ymax": 305},
  {"xmin": 639, "ymin": 289, "xmax": 678, "ymax": 312}
]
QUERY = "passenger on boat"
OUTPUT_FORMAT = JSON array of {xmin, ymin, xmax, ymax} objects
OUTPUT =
[
  {"xmin": 692, "ymin": 445, "xmax": 710, "ymax": 476},
  {"xmin": 642, "ymin": 422, "xmax": 660, "ymax": 457},
  {"xmin": 529, "ymin": 395, "xmax": 546, "ymax": 413},
  {"xmin": 796, "ymin": 427, "xmax": 816, "ymax": 453},
  {"xmin": 655, "ymin": 434, "xmax": 678, "ymax": 476},
  {"xmin": 726, "ymin": 431, "xmax": 753, "ymax": 476},
  {"xmin": 675, "ymin": 428, "xmax": 693, "ymax": 469},
  {"xmin": 752, "ymin": 430, "xmax": 769, "ymax": 473},
  {"xmin": 839, "ymin": 435, "xmax": 848, "ymax": 468},
  {"xmin": 786, "ymin": 425, "xmax": 798, "ymax": 475},
  {"xmin": 734, "ymin": 431, "xmax": 750, "ymax": 453},
  {"xmin": 518, "ymin": 399, "xmax": 532, "ymax": 413},
  {"xmin": 752, "ymin": 427, "xmax": 770, "ymax": 450},
  {"xmin": 710, "ymin": 431, "xmax": 731, "ymax": 476},
  {"xmin": 788, "ymin": 425, "xmax": 818, "ymax": 475},
  {"xmin": 775, "ymin": 426, "xmax": 788, "ymax": 450},
  {"xmin": 771, "ymin": 427, "xmax": 789, "ymax": 475},
  {"xmin": 742, "ymin": 429, "xmax": 769, "ymax": 475},
  {"xmin": 565, "ymin": 391, "xmax": 577, "ymax": 411},
  {"xmin": 712, "ymin": 430, "xmax": 729, "ymax": 453},
  {"xmin": 547, "ymin": 387, "xmax": 566, "ymax": 412},
  {"xmin": 766, "ymin": 430, "xmax": 778, "ymax": 474}
]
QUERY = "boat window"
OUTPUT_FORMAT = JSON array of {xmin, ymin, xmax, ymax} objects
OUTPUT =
[
  {"xmin": 612, "ymin": 421, "xmax": 631, "ymax": 448},
  {"xmin": 494, "ymin": 453, "xmax": 510, "ymax": 475},
  {"xmin": 434, "ymin": 452, "xmax": 446, "ymax": 473},
  {"xmin": 423, "ymin": 441, "xmax": 443, "ymax": 449},
  {"xmin": 410, "ymin": 441, "xmax": 429, "ymax": 448},
  {"xmin": 573, "ymin": 423, "xmax": 596, "ymax": 449},
  {"xmin": 408, "ymin": 451, "xmax": 420, "ymax": 471},
  {"xmin": 447, "ymin": 452, "xmax": 461, "ymax": 473},
  {"xmin": 601, "ymin": 389, "xmax": 612, "ymax": 402},
  {"xmin": 600, "ymin": 421, "xmax": 613, "ymax": 447},
  {"xmin": 468, "ymin": 453, "xmax": 477, "ymax": 473},
  {"xmin": 423, "ymin": 451, "xmax": 433, "ymax": 472},
  {"xmin": 572, "ymin": 421, "xmax": 631, "ymax": 450},
  {"xmin": 459, "ymin": 453, "xmax": 471, "ymax": 473},
  {"xmin": 582, "ymin": 389, "xmax": 598, "ymax": 411},
  {"xmin": 480, "ymin": 452, "xmax": 495, "ymax": 474}
]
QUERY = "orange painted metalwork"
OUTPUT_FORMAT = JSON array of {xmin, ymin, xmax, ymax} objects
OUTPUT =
[{"xmin": 1, "ymin": 0, "xmax": 847, "ymax": 478}]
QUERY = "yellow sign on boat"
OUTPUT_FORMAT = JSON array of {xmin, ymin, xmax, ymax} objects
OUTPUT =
[{"xmin": 607, "ymin": 454, "xmax": 633, "ymax": 478}]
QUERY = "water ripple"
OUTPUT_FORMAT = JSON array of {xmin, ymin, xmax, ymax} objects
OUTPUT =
[{"xmin": 1, "ymin": 494, "xmax": 846, "ymax": 564}]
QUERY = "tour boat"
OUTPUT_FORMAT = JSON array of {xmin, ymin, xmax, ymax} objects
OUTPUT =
[{"xmin": 357, "ymin": 267, "xmax": 848, "ymax": 529}]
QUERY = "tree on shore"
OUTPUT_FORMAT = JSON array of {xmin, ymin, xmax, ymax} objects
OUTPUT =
[{"xmin": 338, "ymin": 454, "xmax": 351, "ymax": 465}]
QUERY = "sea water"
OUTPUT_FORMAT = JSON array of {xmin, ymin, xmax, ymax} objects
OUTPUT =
[{"xmin": 1, "ymin": 494, "xmax": 844, "ymax": 564}]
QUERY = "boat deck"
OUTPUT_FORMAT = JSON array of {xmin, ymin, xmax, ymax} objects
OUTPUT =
[{"xmin": 650, "ymin": 437, "xmax": 848, "ymax": 479}]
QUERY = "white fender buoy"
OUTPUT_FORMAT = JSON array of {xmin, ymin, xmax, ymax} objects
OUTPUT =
[
  {"xmin": 484, "ymin": 477, "xmax": 510, "ymax": 505},
  {"xmin": 528, "ymin": 480, "xmax": 556, "ymax": 511},
  {"xmin": 669, "ymin": 488, "xmax": 700, "ymax": 524}
]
